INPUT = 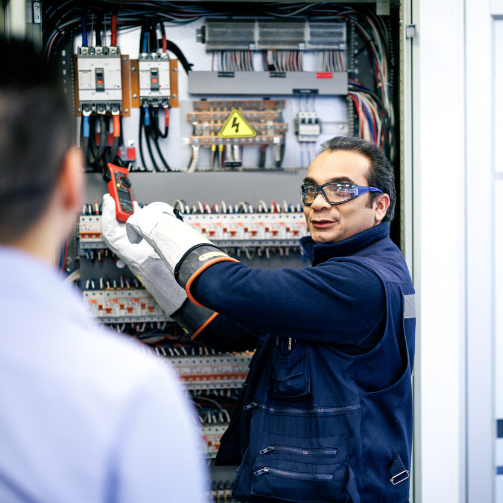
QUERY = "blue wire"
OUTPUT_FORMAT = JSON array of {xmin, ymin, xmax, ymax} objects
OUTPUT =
[
  {"xmin": 142, "ymin": 32, "xmax": 148, "ymax": 53},
  {"xmin": 83, "ymin": 115, "xmax": 90, "ymax": 138},
  {"xmin": 81, "ymin": 17, "xmax": 88, "ymax": 47},
  {"xmin": 143, "ymin": 105, "xmax": 150, "ymax": 126}
]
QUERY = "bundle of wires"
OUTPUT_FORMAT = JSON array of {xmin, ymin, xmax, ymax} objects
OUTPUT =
[
  {"xmin": 80, "ymin": 109, "xmax": 123, "ymax": 172},
  {"xmin": 43, "ymin": 1, "xmax": 233, "ymax": 62},
  {"xmin": 264, "ymin": 50, "xmax": 303, "ymax": 72},
  {"xmin": 318, "ymin": 50, "xmax": 345, "ymax": 72},
  {"xmin": 348, "ymin": 79, "xmax": 393, "ymax": 156},
  {"xmin": 214, "ymin": 51, "xmax": 254, "ymax": 72}
]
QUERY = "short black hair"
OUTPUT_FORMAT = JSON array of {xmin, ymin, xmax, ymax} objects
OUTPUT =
[
  {"xmin": 318, "ymin": 136, "xmax": 396, "ymax": 222},
  {"xmin": 0, "ymin": 37, "xmax": 73, "ymax": 243}
]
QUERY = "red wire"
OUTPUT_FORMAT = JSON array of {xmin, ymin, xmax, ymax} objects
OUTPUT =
[
  {"xmin": 113, "ymin": 114, "xmax": 120, "ymax": 138},
  {"xmin": 111, "ymin": 14, "xmax": 117, "ymax": 47},
  {"xmin": 165, "ymin": 107, "xmax": 169, "ymax": 128},
  {"xmin": 349, "ymin": 94, "xmax": 363, "ymax": 139},
  {"xmin": 162, "ymin": 35, "xmax": 167, "ymax": 53}
]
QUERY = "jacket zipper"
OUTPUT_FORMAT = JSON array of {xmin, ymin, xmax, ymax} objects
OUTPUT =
[
  {"xmin": 259, "ymin": 445, "xmax": 338, "ymax": 456},
  {"xmin": 254, "ymin": 466, "xmax": 334, "ymax": 481},
  {"xmin": 243, "ymin": 401, "xmax": 360, "ymax": 414}
]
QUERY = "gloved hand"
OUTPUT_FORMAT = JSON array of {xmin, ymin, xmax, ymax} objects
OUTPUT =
[
  {"xmin": 102, "ymin": 194, "xmax": 219, "ymax": 339},
  {"xmin": 126, "ymin": 201, "xmax": 238, "ymax": 306},
  {"xmin": 101, "ymin": 194, "xmax": 186, "ymax": 316}
]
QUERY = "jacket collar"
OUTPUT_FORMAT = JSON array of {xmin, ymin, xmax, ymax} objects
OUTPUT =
[{"xmin": 300, "ymin": 221, "xmax": 390, "ymax": 266}]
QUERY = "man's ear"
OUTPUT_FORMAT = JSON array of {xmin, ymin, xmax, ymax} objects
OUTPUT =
[
  {"xmin": 374, "ymin": 193, "xmax": 390, "ymax": 223},
  {"xmin": 57, "ymin": 146, "xmax": 84, "ymax": 214}
]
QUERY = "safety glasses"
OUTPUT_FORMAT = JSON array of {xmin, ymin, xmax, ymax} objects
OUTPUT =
[{"xmin": 301, "ymin": 182, "xmax": 383, "ymax": 206}]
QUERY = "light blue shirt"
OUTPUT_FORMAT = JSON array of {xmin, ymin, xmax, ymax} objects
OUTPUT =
[{"xmin": 0, "ymin": 246, "xmax": 207, "ymax": 503}]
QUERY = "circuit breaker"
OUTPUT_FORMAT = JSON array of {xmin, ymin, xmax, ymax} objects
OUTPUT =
[
  {"xmin": 139, "ymin": 52, "xmax": 171, "ymax": 106},
  {"xmin": 295, "ymin": 111, "xmax": 321, "ymax": 142},
  {"xmin": 77, "ymin": 46, "xmax": 122, "ymax": 112}
]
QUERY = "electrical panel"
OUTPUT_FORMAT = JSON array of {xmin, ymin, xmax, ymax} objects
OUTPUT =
[{"xmin": 45, "ymin": 0, "xmax": 400, "ymax": 497}]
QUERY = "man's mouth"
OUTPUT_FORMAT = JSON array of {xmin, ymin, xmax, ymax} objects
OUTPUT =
[{"xmin": 310, "ymin": 220, "xmax": 336, "ymax": 229}]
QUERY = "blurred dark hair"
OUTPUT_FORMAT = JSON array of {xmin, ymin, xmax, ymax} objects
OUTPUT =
[
  {"xmin": 319, "ymin": 136, "xmax": 396, "ymax": 222},
  {"xmin": 0, "ymin": 37, "xmax": 73, "ymax": 243}
]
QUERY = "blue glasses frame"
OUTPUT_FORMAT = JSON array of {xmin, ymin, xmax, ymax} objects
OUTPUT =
[{"xmin": 301, "ymin": 182, "xmax": 383, "ymax": 206}]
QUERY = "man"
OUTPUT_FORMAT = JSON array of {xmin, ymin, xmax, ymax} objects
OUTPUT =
[
  {"xmin": 106, "ymin": 136, "xmax": 415, "ymax": 502},
  {"xmin": 0, "ymin": 37, "xmax": 206, "ymax": 503}
]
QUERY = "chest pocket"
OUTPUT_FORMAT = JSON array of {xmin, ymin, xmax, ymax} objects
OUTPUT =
[{"xmin": 268, "ymin": 343, "xmax": 311, "ymax": 400}]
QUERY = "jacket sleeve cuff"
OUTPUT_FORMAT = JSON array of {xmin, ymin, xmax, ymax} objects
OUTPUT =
[
  {"xmin": 171, "ymin": 299, "xmax": 220, "ymax": 340},
  {"xmin": 174, "ymin": 244, "xmax": 238, "ymax": 308}
]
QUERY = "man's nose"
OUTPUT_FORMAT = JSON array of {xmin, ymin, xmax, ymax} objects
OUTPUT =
[{"xmin": 311, "ymin": 192, "xmax": 331, "ymax": 210}]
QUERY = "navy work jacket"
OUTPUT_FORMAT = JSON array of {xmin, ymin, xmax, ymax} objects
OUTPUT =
[{"xmin": 200, "ymin": 222, "xmax": 416, "ymax": 503}]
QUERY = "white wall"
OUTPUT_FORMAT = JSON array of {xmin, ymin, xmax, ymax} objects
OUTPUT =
[
  {"xmin": 413, "ymin": 0, "xmax": 497, "ymax": 501},
  {"xmin": 412, "ymin": 0, "xmax": 467, "ymax": 500}
]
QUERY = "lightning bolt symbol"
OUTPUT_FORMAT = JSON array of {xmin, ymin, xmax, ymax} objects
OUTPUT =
[{"xmin": 232, "ymin": 117, "xmax": 239, "ymax": 133}]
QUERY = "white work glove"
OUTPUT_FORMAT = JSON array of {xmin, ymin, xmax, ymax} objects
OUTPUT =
[
  {"xmin": 101, "ymin": 194, "xmax": 186, "ymax": 316},
  {"xmin": 126, "ymin": 201, "xmax": 237, "ymax": 308},
  {"xmin": 126, "ymin": 202, "xmax": 213, "ymax": 274}
]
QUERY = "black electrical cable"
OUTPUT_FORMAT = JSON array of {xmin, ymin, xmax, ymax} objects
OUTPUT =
[
  {"xmin": 258, "ymin": 145, "xmax": 266, "ymax": 168},
  {"xmin": 95, "ymin": 13, "xmax": 103, "ymax": 46},
  {"xmin": 143, "ymin": 110, "xmax": 161, "ymax": 172},
  {"xmin": 275, "ymin": 142, "xmax": 285, "ymax": 169},
  {"xmin": 110, "ymin": 136, "xmax": 120, "ymax": 164},
  {"xmin": 138, "ymin": 106, "xmax": 148, "ymax": 170},
  {"xmin": 163, "ymin": 40, "xmax": 194, "ymax": 75},
  {"xmin": 149, "ymin": 20, "xmax": 157, "ymax": 52},
  {"xmin": 152, "ymin": 136, "xmax": 172, "ymax": 171},
  {"xmin": 86, "ymin": 115, "xmax": 107, "ymax": 170},
  {"xmin": 147, "ymin": 107, "xmax": 171, "ymax": 171},
  {"xmin": 151, "ymin": 107, "xmax": 168, "ymax": 139}
]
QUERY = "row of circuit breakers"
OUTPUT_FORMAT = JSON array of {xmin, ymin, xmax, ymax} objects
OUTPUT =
[{"xmin": 78, "ymin": 46, "xmax": 171, "ymax": 111}]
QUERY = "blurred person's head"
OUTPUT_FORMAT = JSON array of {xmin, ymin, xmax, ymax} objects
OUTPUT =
[{"xmin": 0, "ymin": 37, "xmax": 83, "ymax": 261}]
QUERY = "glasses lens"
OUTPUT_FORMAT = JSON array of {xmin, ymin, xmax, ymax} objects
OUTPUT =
[
  {"xmin": 324, "ymin": 183, "xmax": 354, "ymax": 203},
  {"xmin": 302, "ymin": 184, "xmax": 317, "ymax": 204}
]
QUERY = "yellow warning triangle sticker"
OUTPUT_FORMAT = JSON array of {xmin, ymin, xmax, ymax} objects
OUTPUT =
[{"xmin": 218, "ymin": 109, "xmax": 256, "ymax": 138}]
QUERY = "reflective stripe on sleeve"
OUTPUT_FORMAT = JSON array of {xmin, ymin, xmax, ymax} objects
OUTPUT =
[{"xmin": 404, "ymin": 294, "xmax": 416, "ymax": 319}]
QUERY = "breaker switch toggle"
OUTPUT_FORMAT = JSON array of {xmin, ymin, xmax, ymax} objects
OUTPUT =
[
  {"xmin": 150, "ymin": 68, "xmax": 160, "ymax": 91},
  {"xmin": 95, "ymin": 68, "xmax": 105, "ymax": 92}
]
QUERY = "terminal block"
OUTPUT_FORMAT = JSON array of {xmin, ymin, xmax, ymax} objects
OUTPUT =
[
  {"xmin": 187, "ymin": 135, "xmax": 283, "ymax": 148},
  {"xmin": 192, "ymin": 99, "xmax": 285, "ymax": 111},
  {"xmin": 79, "ymin": 212, "xmax": 307, "ymax": 250},
  {"xmin": 139, "ymin": 52, "xmax": 171, "ymax": 106},
  {"xmin": 169, "ymin": 352, "xmax": 253, "ymax": 390},
  {"xmin": 84, "ymin": 288, "xmax": 171, "ymax": 323},
  {"xmin": 188, "ymin": 111, "xmax": 283, "ymax": 123},
  {"xmin": 295, "ymin": 111, "xmax": 321, "ymax": 142},
  {"xmin": 192, "ymin": 123, "xmax": 288, "ymax": 136},
  {"xmin": 77, "ymin": 46, "xmax": 122, "ymax": 112},
  {"xmin": 184, "ymin": 212, "xmax": 307, "ymax": 246}
]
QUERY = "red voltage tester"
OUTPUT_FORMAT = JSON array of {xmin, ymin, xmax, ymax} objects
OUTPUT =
[{"xmin": 105, "ymin": 163, "xmax": 134, "ymax": 222}]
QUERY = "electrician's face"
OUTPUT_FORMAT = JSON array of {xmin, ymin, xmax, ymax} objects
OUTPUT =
[{"xmin": 303, "ymin": 150, "xmax": 388, "ymax": 243}]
